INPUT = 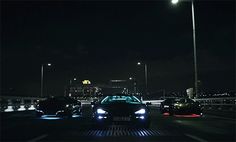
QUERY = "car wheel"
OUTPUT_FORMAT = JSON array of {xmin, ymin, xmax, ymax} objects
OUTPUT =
[{"xmin": 66, "ymin": 112, "xmax": 73, "ymax": 118}]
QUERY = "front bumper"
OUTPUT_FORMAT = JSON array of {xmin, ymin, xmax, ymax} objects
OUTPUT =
[
  {"xmin": 93, "ymin": 114, "xmax": 150, "ymax": 125},
  {"xmin": 35, "ymin": 109, "xmax": 74, "ymax": 117}
]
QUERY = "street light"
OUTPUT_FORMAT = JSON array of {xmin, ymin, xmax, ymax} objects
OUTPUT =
[
  {"xmin": 41, "ymin": 63, "xmax": 51, "ymax": 97},
  {"xmin": 137, "ymin": 62, "xmax": 148, "ymax": 96},
  {"xmin": 129, "ymin": 77, "xmax": 137, "ymax": 95},
  {"xmin": 70, "ymin": 77, "xmax": 77, "ymax": 85},
  {"xmin": 171, "ymin": 0, "xmax": 179, "ymax": 5},
  {"xmin": 171, "ymin": 0, "xmax": 198, "ymax": 98}
]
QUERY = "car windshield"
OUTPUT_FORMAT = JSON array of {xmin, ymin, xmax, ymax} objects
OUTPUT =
[{"xmin": 101, "ymin": 95, "xmax": 141, "ymax": 104}]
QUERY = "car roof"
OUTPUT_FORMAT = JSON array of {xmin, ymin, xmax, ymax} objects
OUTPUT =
[{"xmin": 104, "ymin": 94, "xmax": 135, "ymax": 96}]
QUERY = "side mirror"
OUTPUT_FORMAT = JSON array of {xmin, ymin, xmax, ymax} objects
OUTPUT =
[{"xmin": 146, "ymin": 102, "xmax": 152, "ymax": 105}]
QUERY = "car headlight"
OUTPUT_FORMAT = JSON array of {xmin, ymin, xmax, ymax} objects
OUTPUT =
[
  {"xmin": 135, "ymin": 108, "xmax": 146, "ymax": 114},
  {"xmin": 174, "ymin": 103, "xmax": 182, "ymax": 107},
  {"xmin": 164, "ymin": 105, "xmax": 169, "ymax": 108},
  {"xmin": 97, "ymin": 108, "xmax": 107, "ymax": 114}
]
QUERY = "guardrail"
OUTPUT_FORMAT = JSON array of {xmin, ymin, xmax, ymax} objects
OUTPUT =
[
  {"xmin": 194, "ymin": 97, "xmax": 236, "ymax": 111},
  {"xmin": 0, "ymin": 96, "xmax": 235, "ymax": 112},
  {"xmin": 0, "ymin": 96, "xmax": 45, "ymax": 112},
  {"xmin": 194, "ymin": 97, "xmax": 236, "ymax": 105}
]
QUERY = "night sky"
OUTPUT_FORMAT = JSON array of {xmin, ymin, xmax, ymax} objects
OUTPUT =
[{"xmin": 1, "ymin": 0, "xmax": 235, "ymax": 96}]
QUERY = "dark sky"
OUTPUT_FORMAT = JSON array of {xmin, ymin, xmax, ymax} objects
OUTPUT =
[{"xmin": 1, "ymin": 0, "xmax": 235, "ymax": 96}]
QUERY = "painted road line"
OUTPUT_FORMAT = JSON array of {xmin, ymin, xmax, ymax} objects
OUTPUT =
[
  {"xmin": 185, "ymin": 133, "xmax": 208, "ymax": 142},
  {"xmin": 28, "ymin": 134, "xmax": 48, "ymax": 142}
]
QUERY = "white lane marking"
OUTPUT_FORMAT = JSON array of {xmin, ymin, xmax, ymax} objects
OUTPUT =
[
  {"xmin": 185, "ymin": 133, "xmax": 208, "ymax": 142},
  {"xmin": 28, "ymin": 134, "xmax": 48, "ymax": 142}
]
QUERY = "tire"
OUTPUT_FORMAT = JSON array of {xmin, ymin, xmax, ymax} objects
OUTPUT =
[{"xmin": 66, "ymin": 112, "xmax": 73, "ymax": 118}]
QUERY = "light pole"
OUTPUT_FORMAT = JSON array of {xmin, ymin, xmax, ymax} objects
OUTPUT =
[
  {"xmin": 129, "ymin": 77, "xmax": 137, "ymax": 95},
  {"xmin": 171, "ymin": 0, "xmax": 198, "ymax": 98},
  {"xmin": 137, "ymin": 62, "xmax": 148, "ymax": 96},
  {"xmin": 70, "ymin": 77, "xmax": 77, "ymax": 85},
  {"xmin": 41, "ymin": 63, "xmax": 51, "ymax": 97}
]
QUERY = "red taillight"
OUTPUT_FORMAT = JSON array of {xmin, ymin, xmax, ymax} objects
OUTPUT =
[
  {"xmin": 163, "ymin": 112, "xmax": 170, "ymax": 116},
  {"xmin": 174, "ymin": 114, "xmax": 201, "ymax": 118}
]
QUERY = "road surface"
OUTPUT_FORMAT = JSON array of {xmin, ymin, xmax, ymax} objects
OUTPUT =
[{"xmin": 1, "ymin": 105, "xmax": 235, "ymax": 142}]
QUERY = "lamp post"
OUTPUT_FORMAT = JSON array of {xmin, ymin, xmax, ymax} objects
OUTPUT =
[
  {"xmin": 70, "ymin": 77, "xmax": 77, "ymax": 85},
  {"xmin": 129, "ymin": 77, "xmax": 137, "ymax": 95},
  {"xmin": 41, "ymin": 63, "xmax": 51, "ymax": 97},
  {"xmin": 171, "ymin": 0, "xmax": 198, "ymax": 98},
  {"xmin": 137, "ymin": 62, "xmax": 148, "ymax": 96}
]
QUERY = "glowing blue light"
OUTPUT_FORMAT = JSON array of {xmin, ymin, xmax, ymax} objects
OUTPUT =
[
  {"xmin": 140, "ymin": 116, "xmax": 145, "ymax": 119},
  {"xmin": 41, "ymin": 117, "xmax": 61, "ymax": 120},
  {"xmin": 136, "ymin": 116, "xmax": 145, "ymax": 119},
  {"xmin": 97, "ymin": 116, "xmax": 107, "ymax": 119},
  {"xmin": 40, "ymin": 115, "xmax": 61, "ymax": 120},
  {"xmin": 72, "ymin": 114, "xmax": 80, "ymax": 118},
  {"xmin": 98, "ymin": 116, "xmax": 103, "ymax": 119},
  {"xmin": 135, "ymin": 109, "xmax": 146, "ymax": 114},
  {"xmin": 97, "ymin": 108, "xmax": 107, "ymax": 114}
]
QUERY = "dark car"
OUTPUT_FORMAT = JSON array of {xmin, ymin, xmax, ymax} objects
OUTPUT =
[
  {"xmin": 160, "ymin": 98, "xmax": 202, "ymax": 116},
  {"xmin": 91, "ymin": 94, "xmax": 151, "ymax": 128},
  {"xmin": 160, "ymin": 98, "xmax": 176, "ymax": 115},
  {"xmin": 0, "ymin": 99, "xmax": 8, "ymax": 112},
  {"xmin": 35, "ymin": 96, "xmax": 81, "ymax": 118}
]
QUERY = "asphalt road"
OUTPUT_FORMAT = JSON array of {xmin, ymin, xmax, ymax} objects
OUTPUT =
[{"xmin": 1, "ymin": 105, "xmax": 236, "ymax": 142}]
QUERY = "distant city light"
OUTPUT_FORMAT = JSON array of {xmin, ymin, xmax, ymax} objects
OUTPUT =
[
  {"xmin": 4, "ymin": 106, "xmax": 14, "ymax": 112},
  {"xmin": 18, "ymin": 105, "xmax": 26, "ymax": 111},
  {"xmin": 28, "ymin": 105, "xmax": 35, "ymax": 110},
  {"xmin": 82, "ymin": 80, "xmax": 91, "ymax": 85}
]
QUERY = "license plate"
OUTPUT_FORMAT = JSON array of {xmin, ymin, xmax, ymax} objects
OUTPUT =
[{"xmin": 113, "ymin": 117, "xmax": 130, "ymax": 121}]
